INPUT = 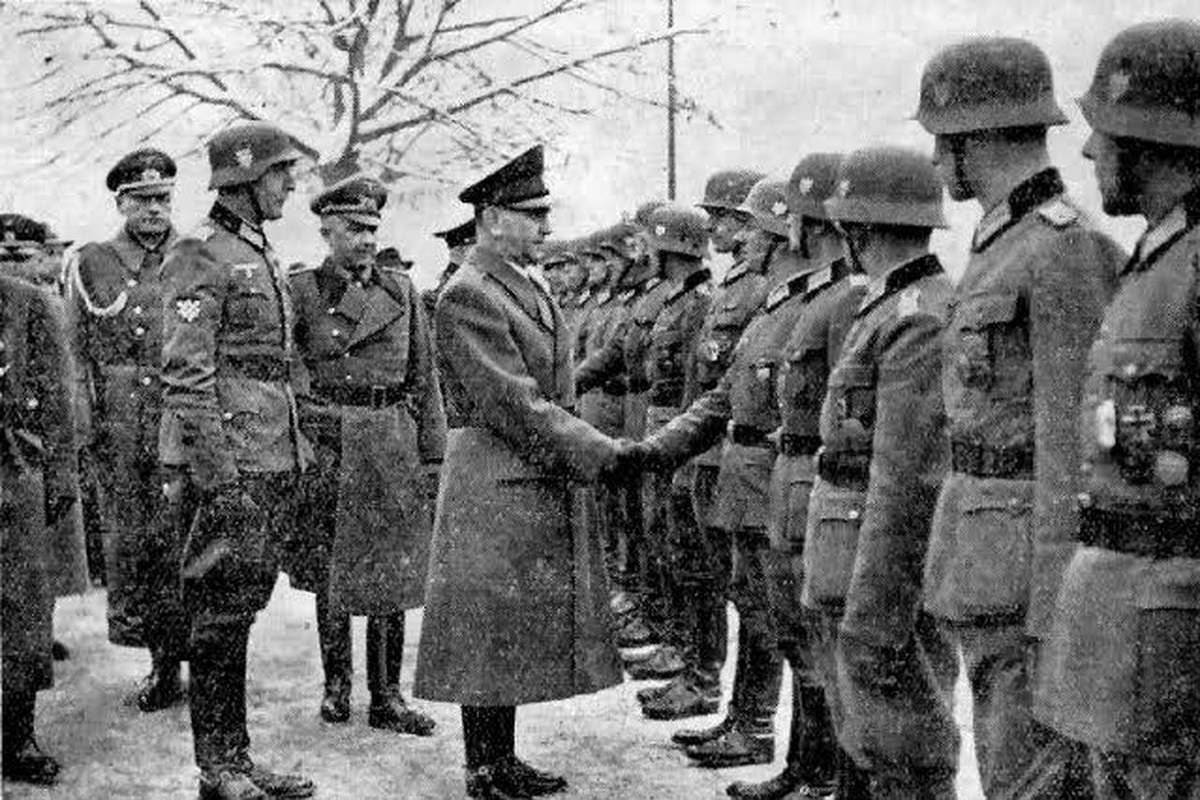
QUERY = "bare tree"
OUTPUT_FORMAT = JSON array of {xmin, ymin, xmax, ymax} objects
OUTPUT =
[{"xmin": 7, "ymin": 0, "xmax": 708, "ymax": 189}]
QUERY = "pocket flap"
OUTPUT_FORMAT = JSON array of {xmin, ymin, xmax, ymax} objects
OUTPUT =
[
  {"xmin": 836, "ymin": 363, "xmax": 874, "ymax": 387},
  {"xmin": 817, "ymin": 492, "xmax": 865, "ymax": 523},
  {"xmin": 959, "ymin": 290, "xmax": 1020, "ymax": 329},
  {"xmin": 1135, "ymin": 561, "xmax": 1200, "ymax": 610}
]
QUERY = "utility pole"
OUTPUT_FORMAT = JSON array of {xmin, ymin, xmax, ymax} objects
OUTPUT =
[{"xmin": 666, "ymin": 0, "xmax": 677, "ymax": 200}]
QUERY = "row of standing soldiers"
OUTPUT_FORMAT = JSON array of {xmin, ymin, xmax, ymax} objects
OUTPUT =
[
  {"xmin": 524, "ymin": 21, "xmax": 1199, "ymax": 800},
  {"xmin": 2, "ymin": 18, "xmax": 1198, "ymax": 800}
]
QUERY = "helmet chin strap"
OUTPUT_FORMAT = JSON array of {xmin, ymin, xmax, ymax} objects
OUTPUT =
[{"xmin": 241, "ymin": 183, "xmax": 267, "ymax": 227}]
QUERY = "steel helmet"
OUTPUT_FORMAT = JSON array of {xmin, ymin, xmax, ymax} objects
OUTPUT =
[
  {"xmin": 208, "ymin": 121, "xmax": 302, "ymax": 190},
  {"xmin": 787, "ymin": 152, "xmax": 843, "ymax": 223},
  {"xmin": 915, "ymin": 37, "xmax": 1067, "ymax": 134},
  {"xmin": 647, "ymin": 203, "xmax": 710, "ymax": 258},
  {"xmin": 734, "ymin": 176, "xmax": 792, "ymax": 238},
  {"xmin": 697, "ymin": 169, "xmax": 765, "ymax": 213},
  {"xmin": 824, "ymin": 146, "xmax": 948, "ymax": 229},
  {"xmin": 1079, "ymin": 19, "xmax": 1200, "ymax": 148}
]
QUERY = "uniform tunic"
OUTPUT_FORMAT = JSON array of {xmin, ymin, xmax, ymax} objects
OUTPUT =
[
  {"xmin": 1, "ymin": 274, "xmax": 76, "ymax": 697},
  {"xmin": 65, "ymin": 225, "xmax": 178, "ymax": 646},
  {"xmin": 159, "ymin": 201, "xmax": 310, "ymax": 619},
  {"xmin": 1038, "ymin": 195, "xmax": 1200, "ymax": 768},
  {"xmin": 415, "ymin": 244, "xmax": 621, "ymax": 706},
  {"xmin": 290, "ymin": 259, "xmax": 445, "ymax": 615},
  {"xmin": 922, "ymin": 169, "xmax": 1122, "ymax": 797},
  {"xmin": 810, "ymin": 254, "xmax": 959, "ymax": 789}
]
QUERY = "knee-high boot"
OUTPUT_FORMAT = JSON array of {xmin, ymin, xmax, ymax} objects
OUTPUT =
[
  {"xmin": 316, "ymin": 593, "xmax": 351, "ymax": 723},
  {"xmin": 367, "ymin": 614, "xmax": 434, "ymax": 736}
]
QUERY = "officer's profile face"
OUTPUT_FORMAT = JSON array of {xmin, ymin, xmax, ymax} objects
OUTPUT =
[
  {"xmin": 709, "ymin": 209, "xmax": 745, "ymax": 253},
  {"xmin": 117, "ymin": 190, "xmax": 173, "ymax": 236},
  {"xmin": 1083, "ymin": 130, "xmax": 1139, "ymax": 217},
  {"xmin": 484, "ymin": 206, "xmax": 550, "ymax": 253},
  {"xmin": 323, "ymin": 216, "xmax": 378, "ymax": 267},
  {"xmin": 253, "ymin": 161, "xmax": 297, "ymax": 221},
  {"xmin": 932, "ymin": 134, "xmax": 974, "ymax": 202}
]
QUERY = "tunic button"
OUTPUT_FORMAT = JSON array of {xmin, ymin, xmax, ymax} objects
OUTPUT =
[
  {"xmin": 126, "ymin": 279, "xmax": 137, "ymax": 288},
  {"xmin": 141, "ymin": 376, "xmax": 152, "ymax": 386},
  {"xmin": 133, "ymin": 306, "xmax": 143, "ymax": 315},
  {"xmin": 847, "ymin": 509, "xmax": 860, "ymax": 521},
  {"xmin": 1123, "ymin": 363, "xmax": 1138, "ymax": 377},
  {"xmin": 25, "ymin": 397, "xmax": 39, "ymax": 409},
  {"xmin": 331, "ymin": 329, "xmax": 341, "ymax": 338},
  {"xmin": 134, "ymin": 326, "xmax": 146, "ymax": 337},
  {"xmin": 345, "ymin": 374, "xmax": 352, "ymax": 381},
  {"xmin": 222, "ymin": 412, "xmax": 233, "ymax": 421},
  {"xmin": 1076, "ymin": 492, "xmax": 1092, "ymax": 509},
  {"xmin": 327, "ymin": 307, "xmax": 336, "ymax": 315}
]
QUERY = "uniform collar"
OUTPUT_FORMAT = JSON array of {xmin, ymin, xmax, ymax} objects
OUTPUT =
[
  {"xmin": 112, "ymin": 225, "xmax": 176, "ymax": 272},
  {"xmin": 857, "ymin": 253, "xmax": 942, "ymax": 316},
  {"xmin": 972, "ymin": 167, "xmax": 1065, "ymax": 252},
  {"xmin": 665, "ymin": 266, "xmax": 712, "ymax": 305},
  {"xmin": 1127, "ymin": 188, "xmax": 1200, "ymax": 274},
  {"xmin": 209, "ymin": 200, "xmax": 268, "ymax": 252}
]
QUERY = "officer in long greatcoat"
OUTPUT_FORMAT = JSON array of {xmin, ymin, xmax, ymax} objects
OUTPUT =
[
  {"xmin": 815, "ymin": 147, "xmax": 961, "ymax": 799},
  {"xmin": 915, "ymin": 38, "xmax": 1124, "ymax": 799},
  {"xmin": 1, "ymin": 273, "xmax": 76, "ymax": 786},
  {"xmin": 1037, "ymin": 20, "xmax": 1200, "ymax": 798},
  {"xmin": 289, "ymin": 174, "xmax": 444, "ymax": 736},
  {"xmin": 414, "ymin": 145, "xmax": 627, "ymax": 800},
  {"xmin": 159, "ymin": 122, "xmax": 314, "ymax": 800},
  {"xmin": 64, "ymin": 149, "xmax": 189, "ymax": 711}
]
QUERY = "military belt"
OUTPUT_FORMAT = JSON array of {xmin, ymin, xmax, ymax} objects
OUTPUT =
[
  {"xmin": 816, "ymin": 449, "xmax": 870, "ymax": 491},
  {"xmin": 950, "ymin": 438, "xmax": 1033, "ymax": 479},
  {"xmin": 730, "ymin": 424, "xmax": 773, "ymax": 449},
  {"xmin": 316, "ymin": 384, "xmax": 410, "ymax": 410},
  {"xmin": 1079, "ymin": 506, "xmax": 1200, "ymax": 560},
  {"xmin": 219, "ymin": 354, "xmax": 293, "ymax": 383},
  {"xmin": 779, "ymin": 433, "xmax": 821, "ymax": 457}
]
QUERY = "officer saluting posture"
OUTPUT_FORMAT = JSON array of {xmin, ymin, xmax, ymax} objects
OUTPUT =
[
  {"xmin": 414, "ymin": 145, "xmax": 627, "ymax": 800},
  {"xmin": 814, "ymin": 147, "xmax": 960, "ymax": 799},
  {"xmin": 1037, "ymin": 20, "xmax": 1200, "ymax": 798},
  {"xmin": 915, "ymin": 38, "xmax": 1124, "ymax": 798},
  {"xmin": 64, "ymin": 149, "xmax": 190, "ymax": 710},
  {"xmin": 159, "ymin": 122, "xmax": 314, "ymax": 800},
  {"xmin": 1, "ymin": 273, "xmax": 77, "ymax": 786},
  {"xmin": 288, "ymin": 174, "xmax": 444, "ymax": 735}
]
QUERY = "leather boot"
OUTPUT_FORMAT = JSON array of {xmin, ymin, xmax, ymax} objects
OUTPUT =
[
  {"xmin": 190, "ymin": 618, "xmax": 253, "ymax": 787},
  {"xmin": 493, "ymin": 756, "xmax": 568, "ymax": 797},
  {"xmin": 640, "ymin": 669, "xmax": 720, "ymax": 720},
  {"xmin": 625, "ymin": 644, "xmax": 685, "ymax": 679},
  {"xmin": 790, "ymin": 682, "xmax": 837, "ymax": 790},
  {"xmin": 671, "ymin": 714, "xmax": 732, "ymax": 748},
  {"xmin": 685, "ymin": 719, "xmax": 775, "ymax": 768},
  {"xmin": 135, "ymin": 646, "xmax": 185, "ymax": 712},
  {"xmin": 234, "ymin": 754, "xmax": 315, "ymax": 798},
  {"xmin": 198, "ymin": 770, "xmax": 267, "ymax": 800},
  {"xmin": 2, "ymin": 691, "xmax": 59, "ymax": 786},
  {"xmin": 465, "ymin": 764, "xmax": 528, "ymax": 799},
  {"xmin": 367, "ymin": 615, "xmax": 435, "ymax": 736},
  {"xmin": 316, "ymin": 594, "xmax": 351, "ymax": 723}
]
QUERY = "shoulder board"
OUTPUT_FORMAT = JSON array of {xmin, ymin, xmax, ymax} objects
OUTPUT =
[
  {"xmin": 723, "ymin": 261, "xmax": 749, "ymax": 286},
  {"xmin": 618, "ymin": 288, "xmax": 639, "ymax": 304},
  {"xmin": 802, "ymin": 265, "xmax": 835, "ymax": 300},
  {"xmin": 596, "ymin": 289, "xmax": 614, "ymax": 305},
  {"xmin": 184, "ymin": 219, "xmax": 220, "ymax": 242},
  {"xmin": 1036, "ymin": 198, "xmax": 1078, "ymax": 228},
  {"xmin": 576, "ymin": 289, "xmax": 593, "ymax": 307},
  {"xmin": 765, "ymin": 273, "xmax": 806, "ymax": 312},
  {"xmin": 644, "ymin": 277, "xmax": 663, "ymax": 292},
  {"xmin": 289, "ymin": 261, "xmax": 318, "ymax": 275},
  {"xmin": 849, "ymin": 273, "xmax": 870, "ymax": 287}
]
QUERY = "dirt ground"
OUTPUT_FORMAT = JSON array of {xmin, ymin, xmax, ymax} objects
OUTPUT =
[{"xmin": 4, "ymin": 581, "xmax": 984, "ymax": 799}]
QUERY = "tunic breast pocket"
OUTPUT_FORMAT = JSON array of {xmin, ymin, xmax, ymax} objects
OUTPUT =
[
  {"xmin": 1104, "ymin": 339, "xmax": 1193, "ymax": 487},
  {"xmin": 832, "ymin": 363, "xmax": 875, "ymax": 433},
  {"xmin": 226, "ymin": 279, "xmax": 271, "ymax": 330},
  {"xmin": 954, "ymin": 290, "xmax": 1029, "ymax": 397}
]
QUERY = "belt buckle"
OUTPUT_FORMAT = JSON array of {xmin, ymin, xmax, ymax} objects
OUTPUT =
[{"xmin": 370, "ymin": 385, "xmax": 387, "ymax": 408}]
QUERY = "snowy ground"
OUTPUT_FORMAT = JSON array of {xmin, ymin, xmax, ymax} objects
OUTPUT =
[{"xmin": 5, "ymin": 580, "xmax": 983, "ymax": 799}]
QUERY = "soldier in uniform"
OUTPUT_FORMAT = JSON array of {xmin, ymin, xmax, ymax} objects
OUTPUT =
[
  {"xmin": 1, "ymin": 272, "xmax": 77, "ymax": 786},
  {"xmin": 424, "ymin": 219, "xmax": 476, "ymax": 320},
  {"xmin": 159, "ymin": 121, "xmax": 314, "ymax": 800},
  {"xmin": 1037, "ymin": 19, "xmax": 1200, "ymax": 799},
  {"xmin": 288, "ymin": 175, "xmax": 445, "ymax": 735},
  {"xmin": 63, "ymin": 149, "xmax": 190, "ymax": 710},
  {"xmin": 814, "ymin": 146, "xmax": 960, "ymax": 799},
  {"xmin": 413, "ymin": 145, "xmax": 628, "ymax": 800},
  {"xmin": 729, "ymin": 153, "xmax": 856, "ymax": 800},
  {"xmin": 915, "ymin": 38, "xmax": 1123, "ymax": 799},
  {"xmin": 640, "ymin": 167, "xmax": 767, "ymax": 724},
  {"xmin": 630, "ymin": 177, "xmax": 838, "ymax": 783}
]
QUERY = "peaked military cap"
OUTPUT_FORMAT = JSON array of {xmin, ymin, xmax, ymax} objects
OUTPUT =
[
  {"xmin": 698, "ymin": 168, "xmax": 766, "ymax": 212},
  {"xmin": 311, "ymin": 173, "xmax": 387, "ymax": 225},
  {"xmin": 0, "ymin": 213, "xmax": 48, "ymax": 246},
  {"xmin": 106, "ymin": 148, "xmax": 177, "ymax": 195},
  {"xmin": 458, "ymin": 145, "xmax": 550, "ymax": 210},
  {"xmin": 1080, "ymin": 19, "xmax": 1200, "ymax": 148},
  {"xmin": 434, "ymin": 219, "xmax": 477, "ymax": 249},
  {"xmin": 915, "ymin": 37, "xmax": 1067, "ymax": 134}
]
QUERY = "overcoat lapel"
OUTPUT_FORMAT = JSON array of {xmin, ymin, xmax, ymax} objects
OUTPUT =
[
  {"xmin": 474, "ymin": 246, "xmax": 555, "ymax": 333},
  {"xmin": 348, "ymin": 284, "xmax": 404, "ymax": 347}
]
